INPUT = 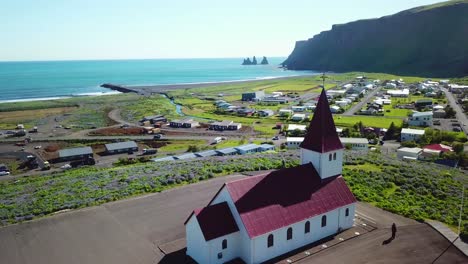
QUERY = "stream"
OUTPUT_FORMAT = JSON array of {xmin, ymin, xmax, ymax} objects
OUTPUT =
[{"xmin": 161, "ymin": 94, "xmax": 212, "ymax": 121}]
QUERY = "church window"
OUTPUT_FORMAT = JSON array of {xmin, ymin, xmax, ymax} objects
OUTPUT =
[
  {"xmin": 329, "ymin": 154, "xmax": 332, "ymax": 161},
  {"xmin": 345, "ymin": 208, "xmax": 349, "ymax": 217},
  {"xmin": 333, "ymin": 153, "xmax": 337, "ymax": 160},
  {"xmin": 218, "ymin": 252, "xmax": 223, "ymax": 259},
  {"xmin": 305, "ymin": 221, "xmax": 310, "ymax": 234},
  {"xmin": 321, "ymin": 215, "xmax": 327, "ymax": 227},
  {"xmin": 267, "ymin": 234, "xmax": 274, "ymax": 247},
  {"xmin": 222, "ymin": 239, "xmax": 227, "ymax": 249},
  {"xmin": 287, "ymin": 227, "xmax": 293, "ymax": 240}
]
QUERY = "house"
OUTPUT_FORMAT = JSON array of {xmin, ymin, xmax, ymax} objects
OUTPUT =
[
  {"xmin": 424, "ymin": 144, "xmax": 453, "ymax": 153},
  {"xmin": 287, "ymin": 124, "xmax": 306, "ymax": 132},
  {"xmin": 140, "ymin": 115, "xmax": 167, "ymax": 124},
  {"xmin": 216, "ymin": 148, "xmax": 238, "ymax": 156},
  {"xmin": 278, "ymin": 109, "xmax": 293, "ymax": 117},
  {"xmin": 195, "ymin": 150, "xmax": 219, "ymax": 158},
  {"xmin": 235, "ymin": 144, "xmax": 260, "ymax": 155},
  {"xmin": 433, "ymin": 109, "xmax": 446, "ymax": 118},
  {"xmin": 170, "ymin": 118, "xmax": 200, "ymax": 128},
  {"xmin": 387, "ymin": 89, "xmax": 409, "ymax": 97},
  {"xmin": 286, "ymin": 137, "xmax": 303, "ymax": 148},
  {"xmin": 291, "ymin": 113, "xmax": 306, "ymax": 121},
  {"xmin": 209, "ymin": 121, "xmax": 242, "ymax": 131},
  {"xmin": 335, "ymin": 100, "xmax": 349, "ymax": 107},
  {"xmin": 449, "ymin": 84, "xmax": 468, "ymax": 94},
  {"xmin": 152, "ymin": 156, "xmax": 176, "ymax": 162},
  {"xmin": 401, "ymin": 128, "xmax": 425, "ymax": 142},
  {"xmin": 259, "ymin": 144, "xmax": 275, "ymax": 152},
  {"xmin": 105, "ymin": 141, "xmax": 139, "ymax": 154},
  {"xmin": 242, "ymin": 91, "xmax": 265, "ymax": 101},
  {"xmin": 262, "ymin": 97, "xmax": 289, "ymax": 104},
  {"xmin": 185, "ymin": 89, "xmax": 356, "ymax": 264},
  {"xmin": 330, "ymin": 106, "xmax": 341, "ymax": 113},
  {"xmin": 397, "ymin": 147, "xmax": 422, "ymax": 160},
  {"xmin": 408, "ymin": 112, "xmax": 433, "ymax": 127},
  {"xmin": 415, "ymin": 99, "xmax": 433, "ymax": 109},
  {"xmin": 258, "ymin": 109, "xmax": 274, "ymax": 117},
  {"xmin": 58, "ymin": 146, "xmax": 93, "ymax": 161},
  {"xmin": 327, "ymin": 90, "xmax": 347, "ymax": 97},
  {"xmin": 175, "ymin": 153, "xmax": 198, "ymax": 160},
  {"xmin": 237, "ymin": 108, "xmax": 256, "ymax": 117},
  {"xmin": 340, "ymin": 138, "xmax": 368, "ymax": 151},
  {"xmin": 291, "ymin": 106, "xmax": 306, "ymax": 112}
]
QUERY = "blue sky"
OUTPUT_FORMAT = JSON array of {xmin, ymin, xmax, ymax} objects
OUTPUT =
[{"xmin": 0, "ymin": 0, "xmax": 443, "ymax": 61}]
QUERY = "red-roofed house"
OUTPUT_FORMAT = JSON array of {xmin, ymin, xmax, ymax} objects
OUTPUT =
[{"xmin": 185, "ymin": 89, "xmax": 356, "ymax": 264}]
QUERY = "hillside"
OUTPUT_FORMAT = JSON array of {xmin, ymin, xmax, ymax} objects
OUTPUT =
[{"xmin": 283, "ymin": 0, "xmax": 468, "ymax": 77}]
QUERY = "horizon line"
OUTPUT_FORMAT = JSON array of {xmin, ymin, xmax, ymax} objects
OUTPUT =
[{"xmin": 0, "ymin": 56, "xmax": 288, "ymax": 63}]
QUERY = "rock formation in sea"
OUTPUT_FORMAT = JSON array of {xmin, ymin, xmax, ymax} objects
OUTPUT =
[
  {"xmin": 242, "ymin": 58, "xmax": 252, "ymax": 65},
  {"xmin": 252, "ymin": 56, "xmax": 258, "ymax": 65},
  {"xmin": 261, "ymin": 56, "xmax": 269, "ymax": 65}
]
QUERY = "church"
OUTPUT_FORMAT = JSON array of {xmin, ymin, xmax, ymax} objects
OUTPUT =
[{"xmin": 184, "ymin": 89, "xmax": 357, "ymax": 264}]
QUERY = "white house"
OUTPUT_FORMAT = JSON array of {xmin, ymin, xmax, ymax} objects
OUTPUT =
[
  {"xmin": 401, "ymin": 128, "xmax": 425, "ymax": 142},
  {"xmin": 340, "ymin": 138, "xmax": 369, "ymax": 151},
  {"xmin": 330, "ymin": 105, "xmax": 341, "ymax": 113},
  {"xmin": 291, "ymin": 113, "xmax": 306, "ymax": 121},
  {"xmin": 397, "ymin": 147, "xmax": 422, "ymax": 160},
  {"xmin": 286, "ymin": 137, "xmax": 304, "ymax": 148},
  {"xmin": 185, "ymin": 89, "xmax": 357, "ymax": 264},
  {"xmin": 287, "ymin": 124, "xmax": 306, "ymax": 132},
  {"xmin": 291, "ymin": 106, "xmax": 306, "ymax": 112},
  {"xmin": 387, "ymin": 89, "xmax": 409, "ymax": 97},
  {"xmin": 279, "ymin": 109, "xmax": 293, "ymax": 117},
  {"xmin": 408, "ymin": 112, "xmax": 433, "ymax": 127}
]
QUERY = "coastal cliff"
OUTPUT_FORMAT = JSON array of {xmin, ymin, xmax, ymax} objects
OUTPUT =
[{"xmin": 283, "ymin": 0, "xmax": 468, "ymax": 77}]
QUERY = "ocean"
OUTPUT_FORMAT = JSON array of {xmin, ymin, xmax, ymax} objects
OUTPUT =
[{"xmin": 0, "ymin": 58, "xmax": 315, "ymax": 102}]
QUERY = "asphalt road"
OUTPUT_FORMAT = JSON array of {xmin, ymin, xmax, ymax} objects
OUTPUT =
[
  {"xmin": 343, "ymin": 86, "xmax": 382, "ymax": 116},
  {"xmin": 442, "ymin": 88, "xmax": 468, "ymax": 134},
  {"xmin": 0, "ymin": 173, "xmax": 465, "ymax": 264}
]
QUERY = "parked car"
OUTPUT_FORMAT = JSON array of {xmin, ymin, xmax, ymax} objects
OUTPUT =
[
  {"xmin": 0, "ymin": 171, "xmax": 10, "ymax": 176},
  {"xmin": 153, "ymin": 134, "xmax": 163, "ymax": 139},
  {"xmin": 60, "ymin": 164, "xmax": 72, "ymax": 170},
  {"xmin": 272, "ymin": 136, "xmax": 279, "ymax": 140},
  {"xmin": 453, "ymin": 127, "xmax": 461, "ymax": 132},
  {"xmin": 34, "ymin": 145, "xmax": 42, "ymax": 149}
]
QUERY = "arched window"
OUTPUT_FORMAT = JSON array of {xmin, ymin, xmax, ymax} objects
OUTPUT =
[
  {"xmin": 321, "ymin": 215, "xmax": 327, "ymax": 227},
  {"xmin": 333, "ymin": 153, "xmax": 337, "ymax": 160},
  {"xmin": 345, "ymin": 208, "xmax": 349, "ymax": 217},
  {"xmin": 329, "ymin": 154, "xmax": 332, "ymax": 161},
  {"xmin": 287, "ymin": 227, "xmax": 293, "ymax": 240},
  {"xmin": 305, "ymin": 221, "xmax": 310, "ymax": 234},
  {"xmin": 222, "ymin": 239, "xmax": 227, "ymax": 249},
  {"xmin": 267, "ymin": 234, "xmax": 274, "ymax": 247}
]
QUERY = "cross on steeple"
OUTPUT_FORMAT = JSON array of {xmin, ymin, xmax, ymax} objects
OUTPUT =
[{"xmin": 320, "ymin": 73, "xmax": 328, "ymax": 89}]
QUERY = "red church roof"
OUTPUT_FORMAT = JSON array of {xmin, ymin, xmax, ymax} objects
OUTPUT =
[
  {"xmin": 300, "ymin": 89, "xmax": 343, "ymax": 153},
  {"xmin": 225, "ymin": 163, "xmax": 356, "ymax": 238},
  {"xmin": 186, "ymin": 201, "xmax": 239, "ymax": 241}
]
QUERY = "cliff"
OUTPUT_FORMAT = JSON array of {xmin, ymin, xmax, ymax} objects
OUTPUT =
[{"xmin": 283, "ymin": 0, "xmax": 468, "ymax": 77}]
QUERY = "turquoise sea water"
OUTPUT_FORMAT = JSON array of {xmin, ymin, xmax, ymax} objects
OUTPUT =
[{"xmin": 0, "ymin": 58, "xmax": 315, "ymax": 102}]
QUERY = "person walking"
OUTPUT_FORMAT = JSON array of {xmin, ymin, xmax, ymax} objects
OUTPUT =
[{"xmin": 391, "ymin": 223, "xmax": 397, "ymax": 240}]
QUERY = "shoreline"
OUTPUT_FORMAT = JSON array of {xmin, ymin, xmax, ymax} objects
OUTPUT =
[
  {"xmin": 107, "ymin": 74, "xmax": 318, "ymax": 95},
  {"xmin": 0, "ymin": 74, "xmax": 317, "ymax": 104}
]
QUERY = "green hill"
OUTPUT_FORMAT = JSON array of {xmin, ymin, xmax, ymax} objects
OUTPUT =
[{"xmin": 283, "ymin": 0, "xmax": 468, "ymax": 77}]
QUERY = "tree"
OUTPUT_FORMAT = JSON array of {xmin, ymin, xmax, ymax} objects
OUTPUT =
[
  {"xmin": 385, "ymin": 122, "xmax": 400, "ymax": 140},
  {"xmin": 453, "ymin": 142, "xmax": 464, "ymax": 154},
  {"xmin": 445, "ymin": 105, "xmax": 456, "ymax": 118}
]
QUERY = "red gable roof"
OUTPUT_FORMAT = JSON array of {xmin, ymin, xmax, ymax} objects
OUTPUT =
[
  {"xmin": 423, "ymin": 144, "xmax": 453, "ymax": 152},
  {"xmin": 187, "ymin": 201, "xmax": 239, "ymax": 241},
  {"xmin": 300, "ymin": 89, "xmax": 343, "ymax": 153},
  {"xmin": 226, "ymin": 163, "xmax": 356, "ymax": 238}
]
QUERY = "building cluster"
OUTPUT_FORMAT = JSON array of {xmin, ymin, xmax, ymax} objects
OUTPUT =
[
  {"xmin": 152, "ymin": 143, "xmax": 275, "ymax": 162},
  {"xmin": 185, "ymin": 89, "xmax": 356, "ymax": 264},
  {"xmin": 286, "ymin": 137, "xmax": 369, "ymax": 151},
  {"xmin": 397, "ymin": 144, "xmax": 458, "ymax": 167}
]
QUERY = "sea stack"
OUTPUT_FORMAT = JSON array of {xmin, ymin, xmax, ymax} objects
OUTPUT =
[
  {"xmin": 252, "ymin": 56, "xmax": 257, "ymax": 65},
  {"xmin": 261, "ymin": 56, "xmax": 269, "ymax": 65},
  {"xmin": 242, "ymin": 57, "xmax": 252, "ymax": 65}
]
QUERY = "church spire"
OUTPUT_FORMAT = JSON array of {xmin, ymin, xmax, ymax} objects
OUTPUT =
[{"xmin": 299, "ymin": 89, "xmax": 343, "ymax": 153}]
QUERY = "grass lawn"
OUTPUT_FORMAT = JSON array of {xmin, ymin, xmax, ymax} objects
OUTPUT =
[
  {"xmin": 157, "ymin": 139, "xmax": 207, "ymax": 153},
  {"xmin": 121, "ymin": 95, "xmax": 180, "ymax": 122},
  {"xmin": 383, "ymin": 105, "xmax": 411, "ymax": 117},
  {"xmin": 334, "ymin": 115, "xmax": 403, "ymax": 128},
  {"xmin": 0, "ymin": 107, "xmax": 77, "ymax": 129}
]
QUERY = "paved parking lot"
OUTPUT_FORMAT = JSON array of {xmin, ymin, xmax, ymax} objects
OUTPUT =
[{"xmin": 0, "ymin": 174, "xmax": 465, "ymax": 264}]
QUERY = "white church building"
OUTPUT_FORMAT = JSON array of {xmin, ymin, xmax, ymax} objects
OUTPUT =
[{"xmin": 185, "ymin": 89, "xmax": 357, "ymax": 264}]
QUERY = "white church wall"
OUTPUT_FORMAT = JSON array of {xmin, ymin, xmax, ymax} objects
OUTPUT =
[
  {"xmin": 210, "ymin": 187, "xmax": 253, "ymax": 263},
  {"xmin": 251, "ymin": 205, "xmax": 354, "ymax": 264},
  {"xmin": 186, "ymin": 216, "xmax": 210, "ymax": 264},
  {"xmin": 207, "ymin": 232, "xmax": 242, "ymax": 264}
]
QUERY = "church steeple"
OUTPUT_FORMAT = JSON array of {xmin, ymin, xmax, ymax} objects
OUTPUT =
[
  {"xmin": 300, "ymin": 88, "xmax": 344, "ymax": 180},
  {"xmin": 300, "ymin": 88, "xmax": 343, "ymax": 153}
]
